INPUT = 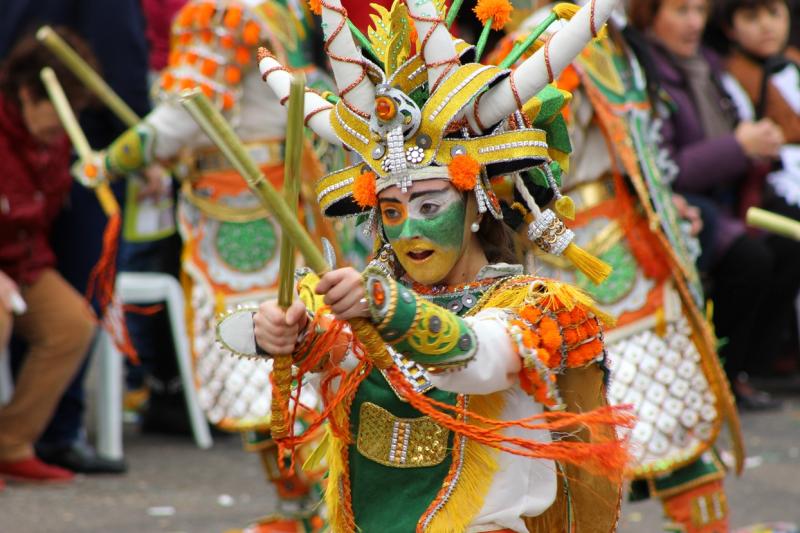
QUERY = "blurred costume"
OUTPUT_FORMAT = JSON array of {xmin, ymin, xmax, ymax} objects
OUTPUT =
[
  {"xmin": 74, "ymin": 1, "xmax": 343, "ymax": 529},
  {"xmin": 243, "ymin": 0, "xmax": 631, "ymax": 531},
  {"xmin": 500, "ymin": 15, "xmax": 743, "ymax": 532}
]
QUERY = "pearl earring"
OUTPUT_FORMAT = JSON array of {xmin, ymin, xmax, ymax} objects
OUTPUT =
[{"xmin": 470, "ymin": 221, "xmax": 480, "ymax": 233}]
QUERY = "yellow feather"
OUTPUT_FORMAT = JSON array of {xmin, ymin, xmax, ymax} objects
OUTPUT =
[
  {"xmin": 324, "ymin": 423, "xmax": 355, "ymax": 533},
  {"xmin": 423, "ymin": 392, "xmax": 505, "ymax": 532}
]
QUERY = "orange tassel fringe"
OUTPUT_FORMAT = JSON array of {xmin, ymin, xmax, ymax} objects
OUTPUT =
[{"xmin": 85, "ymin": 212, "xmax": 139, "ymax": 363}]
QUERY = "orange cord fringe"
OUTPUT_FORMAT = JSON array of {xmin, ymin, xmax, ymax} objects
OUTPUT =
[
  {"xmin": 85, "ymin": 213, "xmax": 139, "ymax": 363},
  {"xmin": 272, "ymin": 311, "xmax": 633, "ymax": 480}
]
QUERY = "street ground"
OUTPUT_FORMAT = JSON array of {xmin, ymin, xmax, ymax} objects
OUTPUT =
[{"xmin": 2, "ymin": 388, "xmax": 798, "ymax": 533}]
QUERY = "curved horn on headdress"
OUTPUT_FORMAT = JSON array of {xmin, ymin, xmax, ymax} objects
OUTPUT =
[
  {"xmin": 321, "ymin": 0, "xmax": 375, "ymax": 117},
  {"xmin": 405, "ymin": 0, "xmax": 460, "ymax": 91},
  {"xmin": 472, "ymin": 0, "xmax": 618, "ymax": 129},
  {"xmin": 258, "ymin": 48, "xmax": 340, "ymax": 145}
]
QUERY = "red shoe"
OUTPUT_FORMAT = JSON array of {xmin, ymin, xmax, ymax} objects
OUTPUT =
[{"xmin": 0, "ymin": 457, "xmax": 74, "ymax": 483}]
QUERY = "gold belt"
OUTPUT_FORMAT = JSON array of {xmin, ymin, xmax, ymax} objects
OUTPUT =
[
  {"xmin": 562, "ymin": 172, "xmax": 615, "ymax": 212},
  {"xmin": 356, "ymin": 402, "xmax": 449, "ymax": 468},
  {"xmin": 194, "ymin": 139, "xmax": 284, "ymax": 174},
  {"xmin": 180, "ymin": 181, "xmax": 269, "ymax": 222}
]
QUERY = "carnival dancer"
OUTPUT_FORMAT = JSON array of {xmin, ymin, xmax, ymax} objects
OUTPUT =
[
  {"xmin": 219, "ymin": 0, "xmax": 633, "ymax": 530},
  {"xmin": 70, "ymin": 1, "xmax": 340, "ymax": 530},
  {"xmin": 496, "ymin": 7, "xmax": 745, "ymax": 532}
]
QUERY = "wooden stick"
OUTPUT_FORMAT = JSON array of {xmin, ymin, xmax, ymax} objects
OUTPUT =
[
  {"xmin": 746, "ymin": 207, "xmax": 800, "ymax": 241},
  {"xmin": 37, "ymin": 26, "xmax": 140, "ymax": 127},
  {"xmin": 271, "ymin": 73, "xmax": 306, "ymax": 439},
  {"xmin": 40, "ymin": 67, "xmax": 119, "ymax": 216},
  {"xmin": 179, "ymin": 90, "xmax": 328, "ymax": 273},
  {"xmin": 179, "ymin": 91, "xmax": 395, "ymax": 371}
]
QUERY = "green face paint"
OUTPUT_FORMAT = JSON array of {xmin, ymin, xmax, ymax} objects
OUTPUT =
[{"xmin": 380, "ymin": 187, "xmax": 467, "ymax": 285}]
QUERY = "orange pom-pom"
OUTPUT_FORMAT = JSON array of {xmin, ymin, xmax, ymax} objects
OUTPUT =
[
  {"xmin": 223, "ymin": 6, "xmax": 243, "ymax": 28},
  {"xmin": 161, "ymin": 73, "xmax": 175, "ymax": 90},
  {"xmin": 222, "ymin": 92, "xmax": 235, "ymax": 110},
  {"xmin": 448, "ymin": 154, "xmax": 480, "ymax": 191},
  {"xmin": 539, "ymin": 316, "xmax": 562, "ymax": 352},
  {"xmin": 520, "ymin": 306, "xmax": 542, "ymax": 325},
  {"xmin": 308, "ymin": 0, "xmax": 322, "ymax": 15},
  {"xmin": 474, "ymin": 0, "xmax": 514, "ymax": 31},
  {"xmin": 353, "ymin": 171, "xmax": 378, "ymax": 209},
  {"xmin": 201, "ymin": 58, "xmax": 217, "ymax": 77},
  {"xmin": 235, "ymin": 46, "xmax": 250, "ymax": 65},
  {"xmin": 566, "ymin": 338, "xmax": 604, "ymax": 368},
  {"xmin": 225, "ymin": 66, "xmax": 242, "ymax": 84},
  {"xmin": 195, "ymin": 3, "xmax": 215, "ymax": 26},
  {"xmin": 176, "ymin": 5, "xmax": 194, "ymax": 26},
  {"xmin": 243, "ymin": 21, "xmax": 260, "ymax": 45}
]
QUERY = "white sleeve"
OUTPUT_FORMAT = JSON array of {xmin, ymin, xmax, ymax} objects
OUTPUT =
[
  {"xmin": 429, "ymin": 309, "xmax": 521, "ymax": 395},
  {"xmin": 144, "ymin": 101, "xmax": 204, "ymax": 160}
]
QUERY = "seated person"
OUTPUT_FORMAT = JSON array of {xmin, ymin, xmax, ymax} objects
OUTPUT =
[
  {"xmin": 631, "ymin": 0, "xmax": 799, "ymax": 407},
  {"xmin": 0, "ymin": 28, "xmax": 97, "ymax": 485},
  {"xmin": 714, "ymin": 0, "xmax": 800, "ymax": 372}
]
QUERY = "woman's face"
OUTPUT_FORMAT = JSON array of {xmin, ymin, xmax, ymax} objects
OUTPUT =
[
  {"xmin": 378, "ymin": 179, "xmax": 473, "ymax": 286},
  {"xmin": 19, "ymin": 86, "xmax": 63, "ymax": 146},
  {"xmin": 728, "ymin": 1, "xmax": 789, "ymax": 59},
  {"xmin": 651, "ymin": 0, "xmax": 709, "ymax": 57}
]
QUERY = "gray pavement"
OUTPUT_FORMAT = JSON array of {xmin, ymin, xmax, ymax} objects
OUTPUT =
[{"xmin": 2, "ymin": 396, "xmax": 799, "ymax": 533}]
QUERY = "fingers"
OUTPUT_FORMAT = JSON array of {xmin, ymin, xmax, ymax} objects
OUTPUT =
[
  {"xmin": 285, "ymin": 300, "xmax": 309, "ymax": 328},
  {"xmin": 315, "ymin": 268, "xmax": 348, "ymax": 295},
  {"xmin": 334, "ymin": 296, "xmax": 370, "ymax": 320},
  {"xmin": 253, "ymin": 301, "xmax": 301, "ymax": 354},
  {"xmin": 329, "ymin": 290, "xmax": 364, "ymax": 319},
  {"xmin": 322, "ymin": 274, "xmax": 360, "ymax": 307}
]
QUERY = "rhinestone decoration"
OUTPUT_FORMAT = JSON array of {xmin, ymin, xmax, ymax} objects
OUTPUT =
[
  {"xmin": 448, "ymin": 300, "xmax": 463, "ymax": 313},
  {"xmin": 606, "ymin": 316, "xmax": 718, "ymax": 472},
  {"xmin": 429, "ymin": 315, "xmax": 442, "ymax": 334},
  {"xmin": 416, "ymin": 134, "xmax": 432, "ymax": 149},
  {"xmin": 458, "ymin": 334, "xmax": 472, "ymax": 351},
  {"xmin": 406, "ymin": 146, "xmax": 425, "ymax": 164},
  {"xmin": 372, "ymin": 144, "xmax": 386, "ymax": 160},
  {"xmin": 450, "ymin": 145, "xmax": 466, "ymax": 157},
  {"xmin": 461, "ymin": 293, "xmax": 476, "ymax": 308},
  {"xmin": 527, "ymin": 209, "xmax": 574, "ymax": 255}
]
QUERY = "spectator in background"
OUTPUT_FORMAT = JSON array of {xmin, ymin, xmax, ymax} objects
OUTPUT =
[
  {"xmin": 0, "ymin": 0, "xmax": 151, "ymax": 473},
  {"xmin": 717, "ymin": 0, "xmax": 800, "ymax": 213},
  {"xmin": 0, "ymin": 29, "xmax": 96, "ymax": 485},
  {"xmin": 715, "ymin": 0, "xmax": 800, "ymax": 372},
  {"xmin": 631, "ymin": 0, "xmax": 800, "ymax": 409}
]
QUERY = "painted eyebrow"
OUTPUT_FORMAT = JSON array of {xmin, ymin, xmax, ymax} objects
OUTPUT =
[
  {"xmin": 409, "ymin": 187, "xmax": 450, "ymax": 202},
  {"xmin": 378, "ymin": 197, "xmax": 402, "ymax": 205}
]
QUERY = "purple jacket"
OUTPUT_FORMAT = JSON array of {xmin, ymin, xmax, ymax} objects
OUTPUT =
[{"xmin": 648, "ymin": 41, "xmax": 749, "ymax": 259}]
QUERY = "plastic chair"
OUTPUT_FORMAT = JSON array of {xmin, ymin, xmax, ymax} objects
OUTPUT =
[
  {"xmin": 95, "ymin": 272, "xmax": 212, "ymax": 460},
  {"xmin": 0, "ymin": 347, "xmax": 12, "ymax": 405}
]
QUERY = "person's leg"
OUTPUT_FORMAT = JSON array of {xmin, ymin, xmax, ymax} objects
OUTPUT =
[
  {"xmin": 0, "ymin": 270, "xmax": 94, "ymax": 462},
  {"xmin": 748, "ymin": 234, "xmax": 800, "ymax": 374},
  {"xmin": 710, "ymin": 235, "xmax": 772, "ymax": 385}
]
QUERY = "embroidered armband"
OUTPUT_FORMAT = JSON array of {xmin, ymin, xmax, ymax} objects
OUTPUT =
[
  {"xmin": 363, "ymin": 269, "xmax": 476, "ymax": 372},
  {"xmin": 105, "ymin": 123, "xmax": 156, "ymax": 176}
]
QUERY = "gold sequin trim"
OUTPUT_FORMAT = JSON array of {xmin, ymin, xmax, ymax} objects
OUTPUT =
[{"xmin": 356, "ymin": 402, "xmax": 449, "ymax": 468}]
